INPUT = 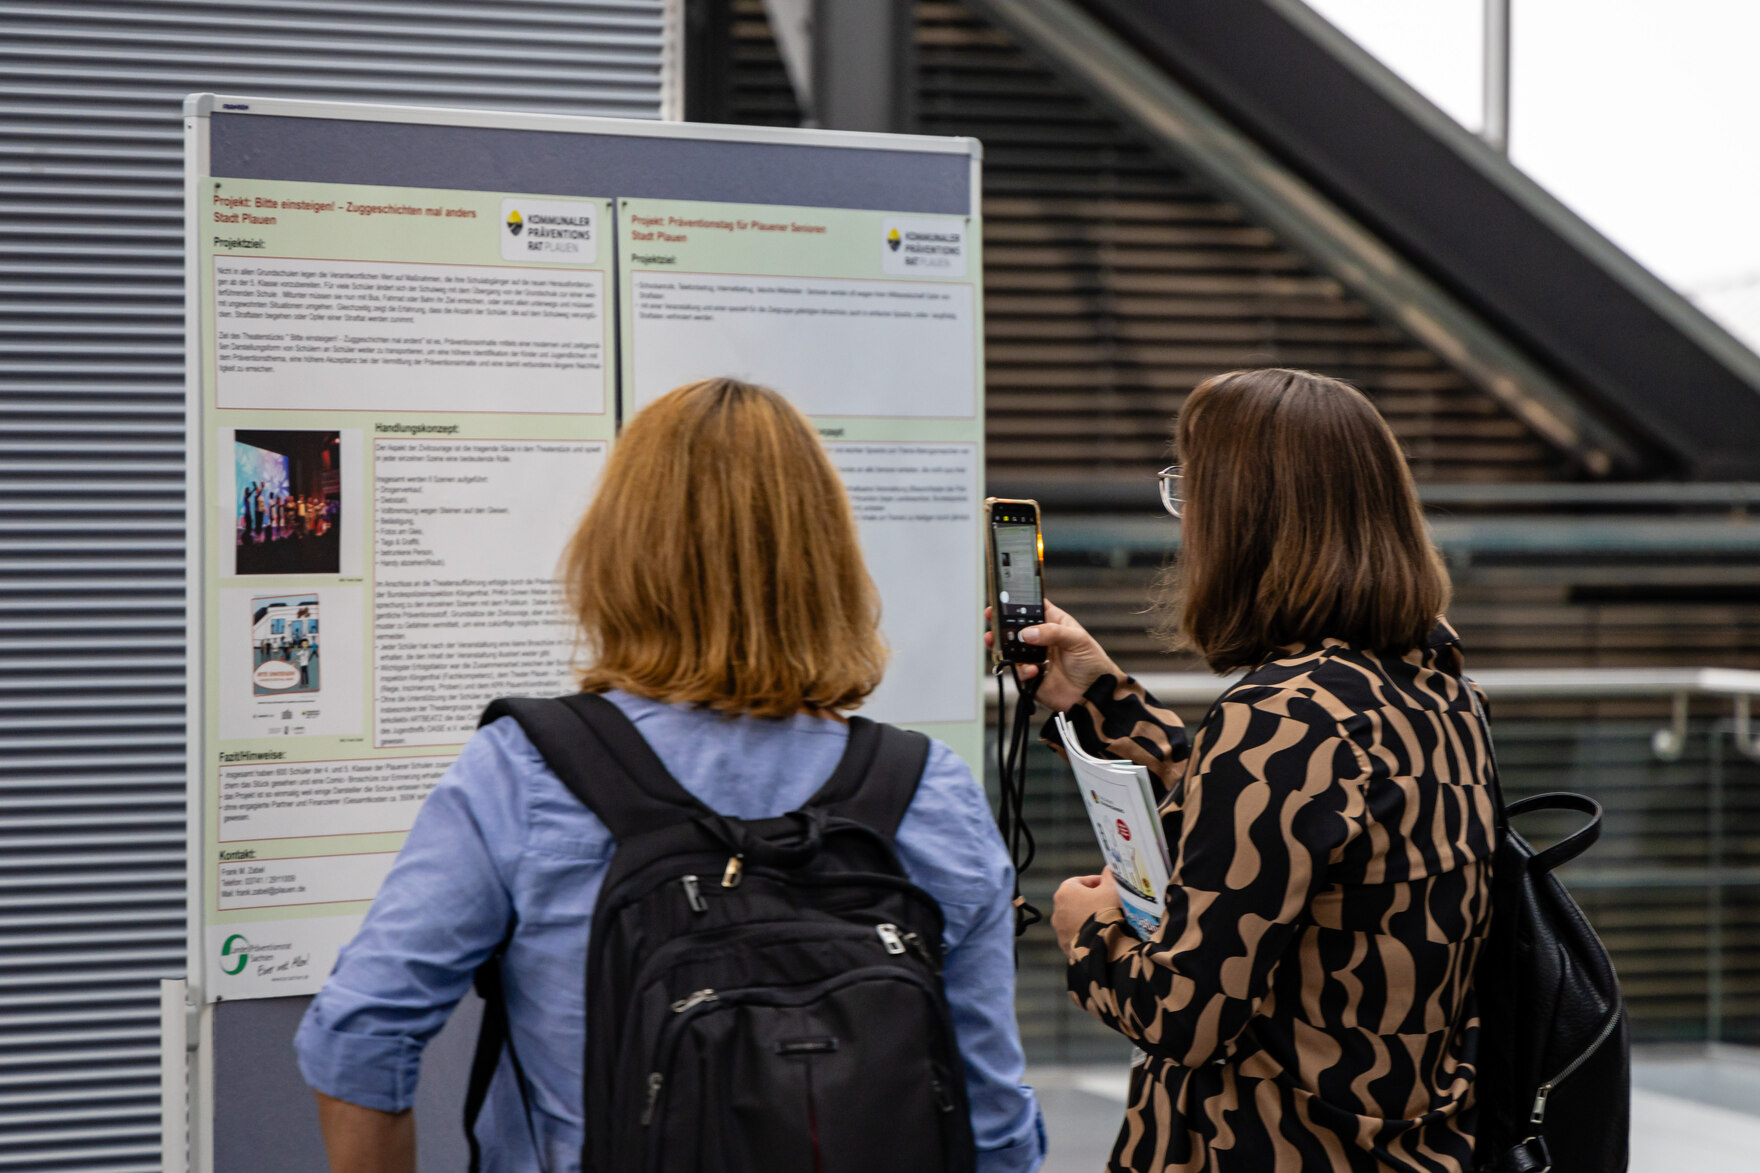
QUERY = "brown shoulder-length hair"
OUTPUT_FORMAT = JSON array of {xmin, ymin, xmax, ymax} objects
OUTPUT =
[
  {"xmin": 1158, "ymin": 368, "xmax": 1450, "ymax": 673},
  {"xmin": 562, "ymin": 377, "xmax": 887, "ymax": 717}
]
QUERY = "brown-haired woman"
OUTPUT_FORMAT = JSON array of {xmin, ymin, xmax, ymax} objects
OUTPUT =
[
  {"xmin": 297, "ymin": 379, "xmax": 1044, "ymax": 1172},
  {"xmin": 1023, "ymin": 368, "xmax": 1494, "ymax": 1173}
]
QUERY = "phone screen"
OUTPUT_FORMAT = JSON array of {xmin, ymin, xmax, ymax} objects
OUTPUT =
[
  {"xmin": 988, "ymin": 500, "xmax": 1046, "ymax": 663},
  {"xmin": 993, "ymin": 523, "xmax": 1042, "ymax": 608}
]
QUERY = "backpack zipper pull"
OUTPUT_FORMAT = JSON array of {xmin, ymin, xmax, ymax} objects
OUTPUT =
[
  {"xmin": 721, "ymin": 855, "xmax": 744, "ymax": 888},
  {"xmin": 901, "ymin": 929, "xmax": 937, "ymax": 970},
  {"xmin": 1530, "ymin": 1083, "xmax": 1552, "ymax": 1124},
  {"xmin": 640, "ymin": 1072, "xmax": 663, "ymax": 1126},
  {"xmin": 671, "ymin": 988, "xmax": 718, "ymax": 1013},
  {"xmin": 680, "ymin": 874, "xmax": 706, "ymax": 913},
  {"xmin": 930, "ymin": 1073, "xmax": 956, "ymax": 1113},
  {"xmin": 876, "ymin": 923, "xmax": 908, "ymax": 955}
]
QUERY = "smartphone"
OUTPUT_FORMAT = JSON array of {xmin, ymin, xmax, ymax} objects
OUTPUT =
[{"xmin": 984, "ymin": 497, "xmax": 1047, "ymax": 666}]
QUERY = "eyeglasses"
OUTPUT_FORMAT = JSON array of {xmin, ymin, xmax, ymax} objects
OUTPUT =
[{"xmin": 1157, "ymin": 466, "xmax": 1183, "ymax": 518}]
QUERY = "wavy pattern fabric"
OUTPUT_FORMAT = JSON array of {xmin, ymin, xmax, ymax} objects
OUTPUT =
[{"xmin": 1049, "ymin": 624, "xmax": 1494, "ymax": 1172}]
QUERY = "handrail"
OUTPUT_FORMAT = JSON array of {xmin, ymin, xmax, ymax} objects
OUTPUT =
[
  {"xmin": 1038, "ymin": 514, "xmax": 1760, "ymax": 555},
  {"xmin": 1133, "ymin": 666, "xmax": 1760, "ymax": 702},
  {"xmin": 1128, "ymin": 666, "xmax": 1760, "ymax": 760},
  {"xmin": 991, "ymin": 480, "xmax": 1760, "ymax": 510},
  {"xmin": 992, "ymin": 667, "xmax": 1760, "ymax": 760}
]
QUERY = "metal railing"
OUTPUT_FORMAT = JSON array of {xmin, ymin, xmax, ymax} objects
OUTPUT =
[
  {"xmin": 995, "ymin": 668, "xmax": 1760, "ymax": 1059},
  {"xmin": 1136, "ymin": 668, "xmax": 1760, "ymax": 762}
]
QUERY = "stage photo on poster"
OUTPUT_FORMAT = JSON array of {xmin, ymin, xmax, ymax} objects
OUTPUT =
[
  {"xmin": 226, "ymin": 429, "xmax": 355, "ymax": 577},
  {"xmin": 250, "ymin": 594, "xmax": 320, "ymax": 697}
]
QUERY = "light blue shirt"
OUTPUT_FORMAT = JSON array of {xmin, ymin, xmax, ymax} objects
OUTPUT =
[{"xmin": 295, "ymin": 691, "xmax": 1045, "ymax": 1172}]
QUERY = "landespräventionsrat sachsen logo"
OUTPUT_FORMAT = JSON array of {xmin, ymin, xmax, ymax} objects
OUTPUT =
[
  {"xmin": 220, "ymin": 933, "xmax": 250, "ymax": 975},
  {"xmin": 506, "ymin": 208, "xmax": 523, "ymax": 236},
  {"xmin": 886, "ymin": 227, "xmax": 902, "ymax": 252}
]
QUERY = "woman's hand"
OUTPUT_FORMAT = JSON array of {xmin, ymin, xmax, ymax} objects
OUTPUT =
[
  {"xmin": 1052, "ymin": 869, "xmax": 1123, "ymax": 959},
  {"xmin": 984, "ymin": 600, "xmax": 1123, "ymax": 713}
]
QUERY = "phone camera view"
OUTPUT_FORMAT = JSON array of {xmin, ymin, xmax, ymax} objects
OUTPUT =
[{"xmin": 993, "ymin": 522, "xmax": 1041, "ymax": 609}]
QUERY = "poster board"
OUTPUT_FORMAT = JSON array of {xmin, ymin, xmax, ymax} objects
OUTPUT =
[{"xmin": 184, "ymin": 94, "xmax": 984, "ymax": 1033}]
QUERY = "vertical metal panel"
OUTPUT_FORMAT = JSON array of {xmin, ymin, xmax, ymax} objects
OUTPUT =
[{"xmin": 0, "ymin": 4, "xmax": 669, "ymax": 1168}]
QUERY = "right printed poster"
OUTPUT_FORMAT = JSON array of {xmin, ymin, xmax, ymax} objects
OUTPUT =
[{"xmin": 615, "ymin": 198, "xmax": 985, "ymax": 758}]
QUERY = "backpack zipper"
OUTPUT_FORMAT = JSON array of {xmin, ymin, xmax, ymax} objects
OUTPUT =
[
  {"xmin": 626, "ymin": 909, "xmax": 944, "ymax": 1002},
  {"xmin": 639, "ymin": 986, "xmax": 719, "ymax": 1127},
  {"xmin": 671, "ymin": 988, "xmax": 717, "ymax": 1013},
  {"xmin": 637, "ymin": 966, "xmax": 957, "ymax": 1144},
  {"xmin": 612, "ymin": 854, "xmax": 944, "ymax": 928},
  {"xmin": 679, "ymin": 875, "xmax": 706, "ymax": 913},
  {"xmin": 639, "ymin": 1072, "xmax": 664, "ymax": 1126},
  {"xmin": 1529, "ymin": 1004, "xmax": 1623, "ymax": 1125},
  {"xmin": 929, "ymin": 1071, "xmax": 956, "ymax": 1113},
  {"xmin": 900, "ymin": 928, "xmax": 937, "ymax": 972},
  {"xmin": 876, "ymin": 923, "xmax": 939, "ymax": 971}
]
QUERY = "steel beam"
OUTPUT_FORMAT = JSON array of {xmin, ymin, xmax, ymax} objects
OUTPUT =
[{"xmin": 811, "ymin": 0, "xmax": 915, "ymax": 132}]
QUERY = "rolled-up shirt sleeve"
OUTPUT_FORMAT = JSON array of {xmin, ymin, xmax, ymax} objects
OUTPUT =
[
  {"xmin": 895, "ymin": 741, "xmax": 1046, "ymax": 1173},
  {"xmin": 294, "ymin": 721, "xmax": 527, "ymax": 1112}
]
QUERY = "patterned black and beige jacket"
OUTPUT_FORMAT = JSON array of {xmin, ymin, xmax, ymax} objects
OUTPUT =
[{"xmin": 1051, "ymin": 623, "xmax": 1495, "ymax": 1173}]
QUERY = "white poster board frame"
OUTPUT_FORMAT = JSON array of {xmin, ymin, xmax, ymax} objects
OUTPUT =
[{"xmin": 182, "ymin": 93, "xmax": 984, "ymax": 1170}]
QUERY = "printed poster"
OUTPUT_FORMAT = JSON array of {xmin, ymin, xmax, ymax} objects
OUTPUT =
[
  {"xmin": 196, "ymin": 176, "xmax": 612, "ymax": 998},
  {"xmin": 615, "ymin": 198, "xmax": 986, "ymax": 762}
]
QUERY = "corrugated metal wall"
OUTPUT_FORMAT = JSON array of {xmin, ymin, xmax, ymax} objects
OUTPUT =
[{"xmin": 0, "ymin": 4, "xmax": 670, "ymax": 1168}]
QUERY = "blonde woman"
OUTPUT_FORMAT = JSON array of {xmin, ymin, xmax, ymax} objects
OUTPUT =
[{"xmin": 296, "ymin": 379, "xmax": 1043, "ymax": 1173}]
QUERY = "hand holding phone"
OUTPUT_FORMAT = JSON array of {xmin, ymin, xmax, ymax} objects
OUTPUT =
[{"xmin": 988, "ymin": 601, "xmax": 1121, "ymax": 713}]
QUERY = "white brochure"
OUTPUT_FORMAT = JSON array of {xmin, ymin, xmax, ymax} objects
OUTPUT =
[{"xmin": 1055, "ymin": 712, "xmax": 1174, "ymax": 939}]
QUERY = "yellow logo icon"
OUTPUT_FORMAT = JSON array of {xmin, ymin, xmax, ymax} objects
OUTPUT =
[
  {"xmin": 506, "ymin": 209, "xmax": 523, "ymax": 236},
  {"xmin": 886, "ymin": 227, "xmax": 901, "ymax": 251}
]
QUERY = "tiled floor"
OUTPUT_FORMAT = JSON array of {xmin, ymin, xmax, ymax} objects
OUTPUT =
[
  {"xmin": 1630, "ymin": 1045, "xmax": 1760, "ymax": 1173},
  {"xmin": 1026, "ymin": 1065, "xmax": 1128, "ymax": 1173},
  {"xmin": 1028, "ymin": 1045, "xmax": 1760, "ymax": 1173}
]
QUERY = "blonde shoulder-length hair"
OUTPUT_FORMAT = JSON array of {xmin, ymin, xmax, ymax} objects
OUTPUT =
[{"xmin": 562, "ymin": 377, "xmax": 887, "ymax": 718}]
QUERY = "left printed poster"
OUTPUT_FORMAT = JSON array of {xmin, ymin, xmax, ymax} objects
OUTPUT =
[{"xmin": 195, "ymin": 177, "xmax": 612, "ymax": 998}]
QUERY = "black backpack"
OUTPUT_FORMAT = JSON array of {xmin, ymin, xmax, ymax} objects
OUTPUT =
[
  {"xmin": 1468, "ymin": 687, "xmax": 1629, "ymax": 1173},
  {"xmin": 465, "ymin": 692, "xmax": 978, "ymax": 1173}
]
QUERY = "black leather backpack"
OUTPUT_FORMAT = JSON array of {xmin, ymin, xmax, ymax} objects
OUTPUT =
[
  {"xmin": 1468, "ymin": 686, "xmax": 1629, "ymax": 1173},
  {"xmin": 465, "ymin": 692, "xmax": 977, "ymax": 1173}
]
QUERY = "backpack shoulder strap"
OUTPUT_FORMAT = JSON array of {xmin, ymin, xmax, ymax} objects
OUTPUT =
[
  {"xmin": 462, "ymin": 930, "xmax": 540, "ymax": 1173},
  {"xmin": 806, "ymin": 716, "xmax": 932, "ymax": 841},
  {"xmin": 479, "ymin": 692, "xmax": 706, "ymax": 840}
]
